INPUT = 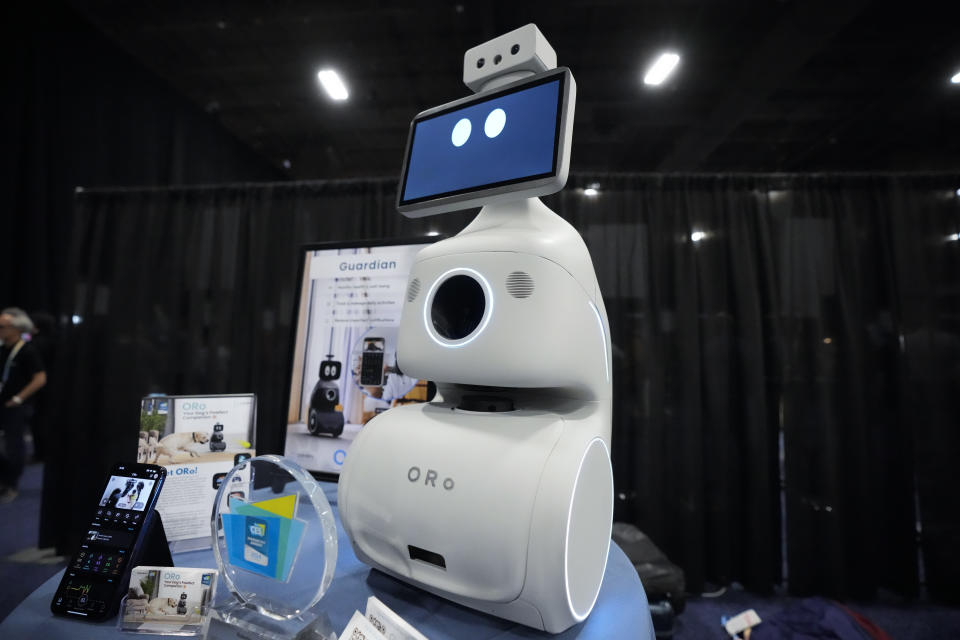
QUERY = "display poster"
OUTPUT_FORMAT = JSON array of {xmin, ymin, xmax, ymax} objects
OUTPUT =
[
  {"xmin": 283, "ymin": 242, "xmax": 435, "ymax": 476},
  {"xmin": 139, "ymin": 394, "xmax": 256, "ymax": 549}
]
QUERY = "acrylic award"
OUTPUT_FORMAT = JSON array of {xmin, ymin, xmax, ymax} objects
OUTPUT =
[{"xmin": 209, "ymin": 455, "xmax": 338, "ymax": 639}]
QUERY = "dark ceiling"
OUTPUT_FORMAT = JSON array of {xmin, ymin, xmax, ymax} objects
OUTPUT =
[{"xmin": 69, "ymin": 0, "xmax": 960, "ymax": 180}]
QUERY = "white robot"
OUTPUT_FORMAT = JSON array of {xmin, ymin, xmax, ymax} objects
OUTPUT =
[{"xmin": 338, "ymin": 24, "xmax": 614, "ymax": 634}]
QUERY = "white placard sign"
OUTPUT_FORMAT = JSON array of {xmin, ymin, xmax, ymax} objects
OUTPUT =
[
  {"xmin": 339, "ymin": 610, "xmax": 384, "ymax": 640},
  {"xmin": 365, "ymin": 596, "xmax": 428, "ymax": 640}
]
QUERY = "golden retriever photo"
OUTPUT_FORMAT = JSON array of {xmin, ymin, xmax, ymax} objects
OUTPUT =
[{"xmin": 143, "ymin": 432, "xmax": 210, "ymax": 464}]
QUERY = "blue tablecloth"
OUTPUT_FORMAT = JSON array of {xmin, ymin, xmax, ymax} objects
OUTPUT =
[{"xmin": 0, "ymin": 483, "xmax": 654, "ymax": 639}]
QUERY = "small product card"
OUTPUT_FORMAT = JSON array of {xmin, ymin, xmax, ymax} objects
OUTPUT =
[
  {"xmin": 364, "ymin": 596, "xmax": 429, "ymax": 640},
  {"xmin": 338, "ymin": 597, "xmax": 429, "ymax": 640},
  {"xmin": 122, "ymin": 566, "xmax": 217, "ymax": 632},
  {"xmin": 339, "ymin": 610, "xmax": 384, "ymax": 640},
  {"xmin": 724, "ymin": 608, "xmax": 762, "ymax": 636}
]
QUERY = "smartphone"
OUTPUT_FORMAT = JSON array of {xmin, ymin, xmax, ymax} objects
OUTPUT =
[
  {"xmin": 360, "ymin": 337, "xmax": 386, "ymax": 386},
  {"xmin": 51, "ymin": 462, "xmax": 166, "ymax": 621}
]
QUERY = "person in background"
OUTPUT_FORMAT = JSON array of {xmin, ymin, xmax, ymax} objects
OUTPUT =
[
  {"xmin": 27, "ymin": 311, "xmax": 57, "ymax": 462},
  {"xmin": 0, "ymin": 307, "xmax": 47, "ymax": 503}
]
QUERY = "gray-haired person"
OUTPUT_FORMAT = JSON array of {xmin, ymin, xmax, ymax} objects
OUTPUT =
[{"xmin": 0, "ymin": 307, "xmax": 47, "ymax": 503}]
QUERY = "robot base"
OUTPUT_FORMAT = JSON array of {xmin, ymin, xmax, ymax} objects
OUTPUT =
[
  {"xmin": 338, "ymin": 402, "xmax": 613, "ymax": 633},
  {"xmin": 308, "ymin": 409, "xmax": 344, "ymax": 438}
]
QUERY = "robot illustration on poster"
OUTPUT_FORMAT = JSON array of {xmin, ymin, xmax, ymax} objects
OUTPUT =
[{"xmin": 307, "ymin": 352, "xmax": 344, "ymax": 438}]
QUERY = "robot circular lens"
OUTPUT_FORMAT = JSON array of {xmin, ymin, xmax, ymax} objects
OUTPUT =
[
  {"xmin": 476, "ymin": 58, "xmax": 485, "ymax": 68},
  {"xmin": 494, "ymin": 54, "xmax": 502, "ymax": 64},
  {"xmin": 430, "ymin": 274, "xmax": 486, "ymax": 340},
  {"xmin": 511, "ymin": 44, "xmax": 519, "ymax": 55},
  {"xmin": 451, "ymin": 118, "xmax": 472, "ymax": 147},
  {"xmin": 484, "ymin": 108, "xmax": 506, "ymax": 138}
]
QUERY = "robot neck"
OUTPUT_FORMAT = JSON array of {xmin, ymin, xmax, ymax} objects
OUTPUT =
[
  {"xmin": 461, "ymin": 197, "xmax": 557, "ymax": 232},
  {"xmin": 478, "ymin": 70, "xmax": 536, "ymax": 92}
]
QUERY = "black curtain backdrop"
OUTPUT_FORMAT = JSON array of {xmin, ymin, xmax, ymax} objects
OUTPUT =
[
  {"xmin": 45, "ymin": 173, "xmax": 959, "ymax": 603},
  {"xmin": 1, "ymin": 2, "xmax": 281, "ymax": 315},
  {"xmin": 2, "ymin": 2, "xmax": 283, "ymax": 556}
]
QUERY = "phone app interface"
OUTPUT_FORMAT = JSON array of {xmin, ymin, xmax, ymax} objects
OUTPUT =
[
  {"xmin": 99, "ymin": 474, "xmax": 157, "ymax": 511},
  {"xmin": 360, "ymin": 338, "xmax": 386, "ymax": 386}
]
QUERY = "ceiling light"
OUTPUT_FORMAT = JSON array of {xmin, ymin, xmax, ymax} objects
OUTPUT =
[
  {"xmin": 951, "ymin": 70, "xmax": 960, "ymax": 84},
  {"xmin": 426, "ymin": 231, "xmax": 440, "ymax": 237},
  {"xmin": 947, "ymin": 233, "xmax": 960, "ymax": 242},
  {"xmin": 690, "ymin": 231, "xmax": 706, "ymax": 242},
  {"xmin": 643, "ymin": 52, "xmax": 680, "ymax": 86},
  {"xmin": 317, "ymin": 69, "xmax": 349, "ymax": 101},
  {"xmin": 582, "ymin": 182, "xmax": 601, "ymax": 197}
]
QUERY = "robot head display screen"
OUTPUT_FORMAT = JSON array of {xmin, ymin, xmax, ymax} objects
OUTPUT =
[{"xmin": 398, "ymin": 66, "xmax": 573, "ymax": 216}]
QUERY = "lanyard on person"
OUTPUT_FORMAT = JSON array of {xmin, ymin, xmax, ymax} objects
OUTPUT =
[{"xmin": 0, "ymin": 339, "xmax": 25, "ymax": 391}]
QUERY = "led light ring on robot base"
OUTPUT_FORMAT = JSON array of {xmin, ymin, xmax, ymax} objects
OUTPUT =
[
  {"xmin": 422, "ymin": 267, "xmax": 495, "ymax": 348},
  {"xmin": 563, "ymin": 436, "xmax": 613, "ymax": 621}
]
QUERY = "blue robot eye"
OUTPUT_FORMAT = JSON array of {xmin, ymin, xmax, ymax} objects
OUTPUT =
[
  {"xmin": 485, "ymin": 108, "xmax": 506, "ymax": 138},
  {"xmin": 451, "ymin": 118, "xmax": 472, "ymax": 147}
]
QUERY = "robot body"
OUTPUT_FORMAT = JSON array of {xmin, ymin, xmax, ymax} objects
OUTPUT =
[{"xmin": 340, "ymin": 200, "xmax": 613, "ymax": 633}]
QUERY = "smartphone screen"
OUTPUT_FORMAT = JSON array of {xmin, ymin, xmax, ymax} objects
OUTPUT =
[
  {"xmin": 360, "ymin": 337, "xmax": 386, "ymax": 386},
  {"xmin": 51, "ymin": 463, "xmax": 166, "ymax": 620}
]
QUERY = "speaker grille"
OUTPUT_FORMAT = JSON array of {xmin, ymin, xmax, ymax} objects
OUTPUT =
[
  {"xmin": 406, "ymin": 278, "xmax": 421, "ymax": 302},
  {"xmin": 505, "ymin": 271, "xmax": 534, "ymax": 298}
]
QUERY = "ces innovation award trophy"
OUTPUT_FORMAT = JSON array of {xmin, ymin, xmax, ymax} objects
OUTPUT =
[{"xmin": 210, "ymin": 455, "xmax": 338, "ymax": 639}]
